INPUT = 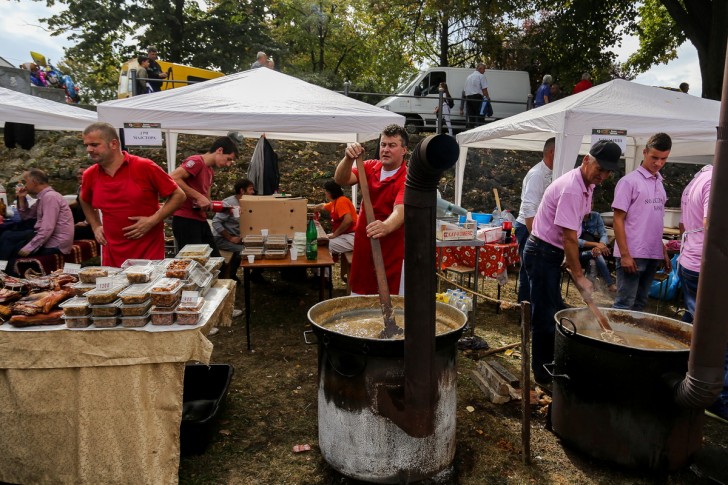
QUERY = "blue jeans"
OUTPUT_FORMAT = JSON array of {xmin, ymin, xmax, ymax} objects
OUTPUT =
[
  {"xmin": 579, "ymin": 252, "xmax": 613, "ymax": 285},
  {"xmin": 678, "ymin": 266, "xmax": 698, "ymax": 323},
  {"xmin": 514, "ymin": 221, "xmax": 530, "ymax": 302},
  {"xmin": 523, "ymin": 236, "xmax": 565, "ymax": 382},
  {"xmin": 613, "ymin": 257, "xmax": 660, "ymax": 311}
]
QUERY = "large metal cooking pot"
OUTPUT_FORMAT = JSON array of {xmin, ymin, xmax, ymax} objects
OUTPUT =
[
  {"xmin": 307, "ymin": 295, "xmax": 466, "ymax": 483},
  {"xmin": 550, "ymin": 308, "xmax": 704, "ymax": 471}
]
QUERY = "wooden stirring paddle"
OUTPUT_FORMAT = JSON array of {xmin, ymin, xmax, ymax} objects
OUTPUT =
[
  {"xmin": 568, "ymin": 269, "xmax": 627, "ymax": 345},
  {"xmin": 354, "ymin": 156, "xmax": 403, "ymax": 339}
]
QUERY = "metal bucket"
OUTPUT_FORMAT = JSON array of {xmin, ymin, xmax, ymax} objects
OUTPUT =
[
  {"xmin": 307, "ymin": 295, "xmax": 466, "ymax": 483},
  {"xmin": 550, "ymin": 308, "xmax": 704, "ymax": 471}
]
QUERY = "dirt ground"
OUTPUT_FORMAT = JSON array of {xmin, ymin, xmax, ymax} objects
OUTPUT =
[{"xmin": 178, "ymin": 265, "xmax": 727, "ymax": 485}]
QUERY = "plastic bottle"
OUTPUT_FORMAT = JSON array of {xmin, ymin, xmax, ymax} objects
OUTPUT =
[
  {"xmin": 306, "ymin": 214, "xmax": 318, "ymax": 260},
  {"xmin": 492, "ymin": 207, "xmax": 502, "ymax": 226}
]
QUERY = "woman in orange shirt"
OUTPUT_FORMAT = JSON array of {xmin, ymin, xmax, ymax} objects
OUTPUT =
[{"xmin": 312, "ymin": 180, "xmax": 357, "ymax": 255}]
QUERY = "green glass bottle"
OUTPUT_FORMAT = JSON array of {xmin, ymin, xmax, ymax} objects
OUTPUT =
[{"xmin": 306, "ymin": 214, "xmax": 318, "ymax": 260}]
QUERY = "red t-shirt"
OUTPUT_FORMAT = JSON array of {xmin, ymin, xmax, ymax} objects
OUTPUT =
[
  {"xmin": 349, "ymin": 160, "xmax": 407, "ymax": 295},
  {"xmin": 81, "ymin": 152, "xmax": 179, "ymax": 267},
  {"xmin": 573, "ymin": 79, "xmax": 593, "ymax": 94},
  {"xmin": 174, "ymin": 155, "xmax": 214, "ymax": 221},
  {"xmin": 323, "ymin": 196, "xmax": 357, "ymax": 234}
]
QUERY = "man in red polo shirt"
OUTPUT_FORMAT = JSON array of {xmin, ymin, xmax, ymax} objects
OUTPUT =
[
  {"xmin": 171, "ymin": 136, "xmax": 238, "ymax": 256},
  {"xmin": 80, "ymin": 122, "xmax": 185, "ymax": 267},
  {"xmin": 334, "ymin": 124, "xmax": 408, "ymax": 295}
]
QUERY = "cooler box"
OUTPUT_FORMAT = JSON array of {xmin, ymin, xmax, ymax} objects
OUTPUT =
[{"xmin": 180, "ymin": 363, "xmax": 235, "ymax": 455}]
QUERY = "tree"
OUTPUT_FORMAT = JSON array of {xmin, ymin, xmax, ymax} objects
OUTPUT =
[{"xmin": 626, "ymin": 0, "xmax": 727, "ymax": 100}]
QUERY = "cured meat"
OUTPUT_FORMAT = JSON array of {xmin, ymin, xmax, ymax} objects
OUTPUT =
[
  {"xmin": 0, "ymin": 304, "xmax": 13, "ymax": 320},
  {"xmin": 12, "ymin": 288, "xmax": 74, "ymax": 316},
  {"xmin": 8, "ymin": 309, "xmax": 64, "ymax": 327},
  {"xmin": 0, "ymin": 288, "xmax": 21, "ymax": 304}
]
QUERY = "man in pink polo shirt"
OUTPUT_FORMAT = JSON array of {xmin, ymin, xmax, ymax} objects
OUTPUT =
[
  {"xmin": 523, "ymin": 140, "xmax": 620, "ymax": 386},
  {"xmin": 612, "ymin": 133, "xmax": 672, "ymax": 311},
  {"xmin": 677, "ymin": 165, "xmax": 726, "ymax": 420}
]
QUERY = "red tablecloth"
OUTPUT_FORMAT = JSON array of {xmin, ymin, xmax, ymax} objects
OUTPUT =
[{"xmin": 439, "ymin": 241, "xmax": 520, "ymax": 279}]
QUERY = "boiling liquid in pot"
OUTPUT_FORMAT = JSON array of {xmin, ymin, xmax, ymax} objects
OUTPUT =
[
  {"xmin": 579, "ymin": 324, "xmax": 688, "ymax": 350},
  {"xmin": 322, "ymin": 309, "xmax": 455, "ymax": 340}
]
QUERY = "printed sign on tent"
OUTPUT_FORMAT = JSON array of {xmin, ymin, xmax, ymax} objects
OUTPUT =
[
  {"xmin": 124, "ymin": 122, "xmax": 163, "ymax": 146},
  {"xmin": 591, "ymin": 129, "xmax": 627, "ymax": 155}
]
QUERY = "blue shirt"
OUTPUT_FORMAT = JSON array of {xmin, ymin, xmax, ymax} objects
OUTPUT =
[
  {"xmin": 578, "ymin": 211, "xmax": 608, "ymax": 248},
  {"xmin": 534, "ymin": 83, "xmax": 550, "ymax": 107}
]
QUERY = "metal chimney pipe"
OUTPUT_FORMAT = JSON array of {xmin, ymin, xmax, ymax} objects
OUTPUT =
[
  {"xmin": 673, "ymin": 44, "xmax": 728, "ymax": 408},
  {"xmin": 403, "ymin": 134, "xmax": 460, "ymax": 435}
]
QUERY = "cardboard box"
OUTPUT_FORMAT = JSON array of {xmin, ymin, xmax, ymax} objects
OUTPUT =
[
  {"xmin": 239, "ymin": 195, "xmax": 307, "ymax": 238},
  {"xmin": 436, "ymin": 221, "xmax": 476, "ymax": 241},
  {"xmin": 478, "ymin": 226, "xmax": 503, "ymax": 243}
]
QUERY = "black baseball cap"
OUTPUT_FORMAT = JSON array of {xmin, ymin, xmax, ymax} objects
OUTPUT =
[{"xmin": 589, "ymin": 140, "xmax": 621, "ymax": 171}]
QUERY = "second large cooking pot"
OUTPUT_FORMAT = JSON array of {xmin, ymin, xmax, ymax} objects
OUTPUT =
[{"xmin": 550, "ymin": 308, "xmax": 703, "ymax": 471}]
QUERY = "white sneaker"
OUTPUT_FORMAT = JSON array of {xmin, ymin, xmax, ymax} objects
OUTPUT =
[
  {"xmin": 208, "ymin": 327, "xmax": 219, "ymax": 336},
  {"xmin": 232, "ymin": 308, "xmax": 243, "ymax": 318}
]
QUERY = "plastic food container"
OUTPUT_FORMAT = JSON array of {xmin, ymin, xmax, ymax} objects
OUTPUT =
[
  {"xmin": 151, "ymin": 278, "xmax": 184, "ymax": 307},
  {"xmin": 62, "ymin": 314, "xmax": 92, "ymax": 329},
  {"xmin": 120, "ymin": 259, "xmax": 153, "ymax": 269},
  {"xmin": 241, "ymin": 247, "xmax": 264, "ymax": 260},
  {"xmin": 176, "ymin": 297, "xmax": 205, "ymax": 325},
  {"xmin": 181, "ymin": 279, "xmax": 199, "ymax": 292},
  {"xmin": 242, "ymin": 235, "xmax": 265, "ymax": 247},
  {"xmin": 150, "ymin": 305, "xmax": 176, "ymax": 325},
  {"xmin": 123, "ymin": 265, "xmax": 155, "ymax": 284},
  {"xmin": 71, "ymin": 281, "xmax": 96, "ymax": 296},
  {"xmin": 89, "ymin": 299, "xmax": 121, "ymax": 317},
  {"xmin": 264, "ymin": 249, "xmax": 287, "ymax": 260},
  {"xmin": 78, "ymin": 266, "xmax": 120, "ymax": 284},
  {"xmin": 120, "ymin": 300, "xmax": 152, "ymax": 317},
  {"xmin": 210, "ymin": 270, "xmax": 220, "ymax": 287},
  {"xmin": 265, "ymin": 235, "xmax": 288, "ymax": 250},
  {"xmin": 119, "ymin": 283, "xmax": 152, "ymax": 305},
  {"xmin": 206, "ymin": 257, "xmax": 225, "ymax": 272},
  {"xmin": 165, "ymin": 259, "xmax": 198, "ymax": 279},
  {"xmin": 176, "ymin": 244, "xmax": 214, "ymax": 265},
  {"xmin": 59, "ymin": 296, "xmax": 90, "ymax": 317},
  {"xmin": 85, "ymin": 284, "xmax": 126, "ymax": 305},
  {"xmin": 92, "ymin": 315, "xmax": 119, "ymax": 328},
  {"xmin": 120, "ymin": 311, "xmax": 151, "ymax": 328}
]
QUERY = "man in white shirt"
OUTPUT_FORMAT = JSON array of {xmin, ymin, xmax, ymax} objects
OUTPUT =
[
  {"xmin": 514, "ymin": 137, "xmax": 555, "ymax": 302},
  {"xmin": 462, "ymin": 63, "xmax": 490, "ymax": 129}
]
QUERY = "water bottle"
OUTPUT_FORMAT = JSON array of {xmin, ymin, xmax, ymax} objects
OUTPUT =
[
  {"xmin": 492, "ymin": 207, "xmax": 502, "ymax": 226},
  {"xmin": 306, "ymin": 214, "xmax": 318, "ymax": 260}
]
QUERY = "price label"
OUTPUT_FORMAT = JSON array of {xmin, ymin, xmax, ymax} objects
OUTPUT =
[
  {"xmin": 181, "ymin": 290, "xmax": 199, "ymax": 304},
  {"xmin": 0, "ymin": 260, "xmax": 7, "ymax": 271},
  {"xmin": 64, "ymin": 263, "xmax": 81, "ymax": 274},
  {"xmin": 96, "ymin": 277, "xmax": 114, "ymax": 291}
]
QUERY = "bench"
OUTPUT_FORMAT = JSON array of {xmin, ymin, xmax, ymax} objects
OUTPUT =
[{"xmin": 13, "ymin": 239, "xmax": 101, "ymax": 276}]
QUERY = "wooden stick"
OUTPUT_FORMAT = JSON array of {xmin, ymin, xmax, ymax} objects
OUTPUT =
[
  {"xmin": 493, "ymin": 188, "xmax": 502, "ymax": 213},
  {"xmin": 480, "ymin": 342, "xmax": 520, "ymax": 356},
  {"xmin": 521, "ymin": 301, "xmax": 531, "ymax": 465},
  {"xmin": 354, "ymin": 156, "xmax": 401, "ymax": 338}
]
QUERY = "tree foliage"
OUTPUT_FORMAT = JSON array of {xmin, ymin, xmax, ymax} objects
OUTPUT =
[{"xmin": 30, "ymin": 0, "xmax": 726, "ymax": 103}]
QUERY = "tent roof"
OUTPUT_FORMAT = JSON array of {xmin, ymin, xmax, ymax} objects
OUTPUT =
[
  {"xmin": 97, "ymin": 68, "xmax": 404, "ymax": 143},
  {"xmin": 456, "ymin": 79, "xmax": 719, "ymax": 156},
  {"xmin": 0, "ymin": 86, "xmax": 97, "ymax": 131}
]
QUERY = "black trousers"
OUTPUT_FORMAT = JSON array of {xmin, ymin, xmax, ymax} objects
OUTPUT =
[{"xmin": 172, "ymin": 216, "xmax": 221, "ymax": 257}]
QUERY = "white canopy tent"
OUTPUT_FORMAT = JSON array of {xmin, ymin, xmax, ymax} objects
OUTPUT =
[
  {"xmin": 0, "ymin": 86, "xmax": 97, "ymax": 131},
  {"xmin": 454, "ymin": 79, "xmax": 720, "ymax": 206},
  {"xmin": 97, "ymin": 68, "xmax": 404, "ymax": 172}
]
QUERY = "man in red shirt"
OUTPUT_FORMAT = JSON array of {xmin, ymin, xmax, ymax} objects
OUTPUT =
[
  {"xmin": 171, "ymin": 137, "xmax": 238, "ymax": 256},
  {"xmin": 572, "ymin": 72, "xmax": 593, "ymax": 94},
  {"xmin": 334, "ymin": 125, "xmax": 408, "ymax": 295},
  {"xmin": 80, "ymin": 122, "xmax": 185, "ymax": 267}
]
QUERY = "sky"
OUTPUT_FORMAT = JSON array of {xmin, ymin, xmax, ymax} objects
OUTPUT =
[{"xmin": 0, "ymin": 1, "xmax": 703, "ymax": 96}]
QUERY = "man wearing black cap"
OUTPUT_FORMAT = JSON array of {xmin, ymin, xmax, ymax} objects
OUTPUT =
[
  {"xmin": 523, "ymin": 139, "xmax": 621, "ymax": 387},
  {"xmin": 146, "ymin": 46, "xmax": 168, "ymax": 92}
]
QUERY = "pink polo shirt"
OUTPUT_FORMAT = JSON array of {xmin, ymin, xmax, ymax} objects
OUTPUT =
[
  {"xmin": 532, "ymin": 167, "xmax": 593, "ymax": 249},
  {"xmin": 679, "ymin": 165, "xmax": 712, "ymax": 272},
  {"xmin": 611, "ymin": 166, "xmax": 666, "ymax": 259}
]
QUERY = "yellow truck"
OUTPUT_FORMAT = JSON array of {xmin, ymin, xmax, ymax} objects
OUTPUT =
[{"xmin": 117, "ymin": 59, "xmax": 224, "ymax": 98}]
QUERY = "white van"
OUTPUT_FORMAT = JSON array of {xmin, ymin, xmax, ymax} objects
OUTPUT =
[{"xmin": 376, "ymin": 67, "xmax": 531, "ymax": 134}]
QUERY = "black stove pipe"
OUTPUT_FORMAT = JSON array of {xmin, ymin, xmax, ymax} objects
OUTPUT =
[
  {"xmin": 673, "ymin": 46, "xmax": 728, "ymax": 408},
  {"xmin": 401, "ymin": 134, "xmax": 460, "ymax": 436}
]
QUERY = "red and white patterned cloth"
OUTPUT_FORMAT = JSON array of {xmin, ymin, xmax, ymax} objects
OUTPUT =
[{"xmin": 439, "ymin": 241, "xmax": 519, "ymax": 279}]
